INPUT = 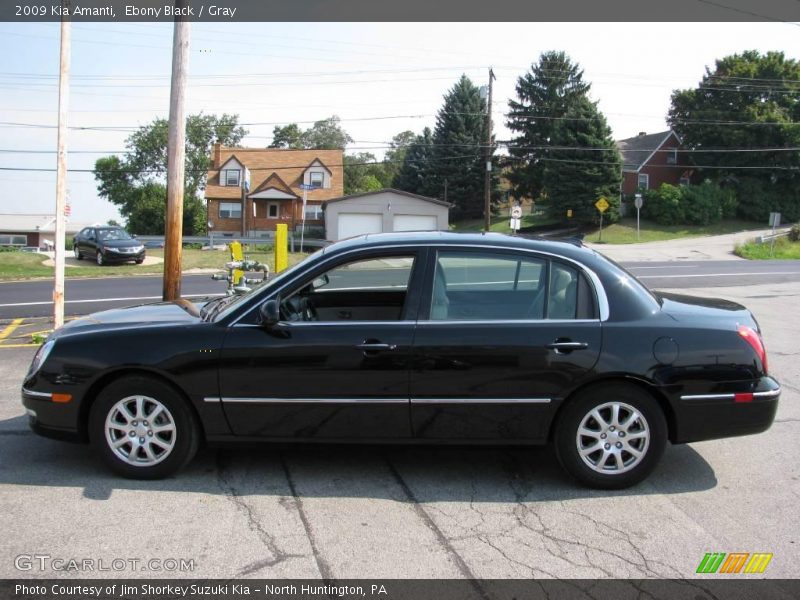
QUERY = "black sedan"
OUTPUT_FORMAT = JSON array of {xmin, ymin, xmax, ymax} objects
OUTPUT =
[
  {"xmin": 22, "ymin": 232, "xmax": 780, "ymax": 488},
  {"xmin": 73, "ymin": 226, "xmax": 146, "ymax": 265}
]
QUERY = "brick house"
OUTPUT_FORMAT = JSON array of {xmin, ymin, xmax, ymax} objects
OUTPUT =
[
  {"xmin": 204, "ymin": 144, "xmax": 344, "ymax": 237},
  {"xmin": 617, "ymin": 130, "xmax": 696, "ymax": 196}
]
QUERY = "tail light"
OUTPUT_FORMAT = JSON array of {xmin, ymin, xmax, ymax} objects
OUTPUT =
[{"xmin": 738, "ymin": 325, "xmax": 768, "ymax": 374}]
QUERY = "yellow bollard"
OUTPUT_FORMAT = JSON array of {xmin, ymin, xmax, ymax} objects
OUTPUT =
[
  {"xmin": 275, "ymin": 224, "xmax": 288, "ymax": 273},
  {"xmin": 229, "ymin": 241, "xmax": 244, "ymax": 286}
]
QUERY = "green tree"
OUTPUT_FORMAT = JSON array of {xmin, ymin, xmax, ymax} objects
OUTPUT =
[
  {"xmin": 540, "ymin": 97, "xmax": 622, "ymax": 224},
  {"xmin": 94, "ymin": 113, "xmax": 247, "ymax": 235},
  {"xmin": 268, "ymin": 116, "xmax": 353, "ymax": 150},
  {"xmin": 383, "ymin": 130, "xmax": 417, "ymax": 186},
  {"xmin": 428, "ymin": 75, "xmax": 495, "ymax": 218},
  {"xmin": 668, "ymin": 51, "xmax": 800, "ymax": 221},
  {"xmin": 506, "ymin": 51, "xmax": 591, "ymax": 203},
  {"xmin": 343, "ymin": 153, "xmax": 390, "ymax": 195},
  {"xmin": 393, "ymin": 128, "xmax": 435, "ymax": 196}
]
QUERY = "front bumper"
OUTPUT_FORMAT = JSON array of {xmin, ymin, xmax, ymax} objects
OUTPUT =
[
  {"xmin": 102, "ymin": 248, "xmax": 145, "ymax": 263},
  {"xmin": 671, "ymin": 376, "xmax": 780, "ymax": 443},
  {"xmin": 22, "ymin": 387, "xmax": 83, "ymax": 443}
]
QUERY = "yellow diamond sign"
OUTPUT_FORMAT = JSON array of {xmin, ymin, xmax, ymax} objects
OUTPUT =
[{"xmin": 595, "ymin": 197, "xmax": 610, "ymax": 213}]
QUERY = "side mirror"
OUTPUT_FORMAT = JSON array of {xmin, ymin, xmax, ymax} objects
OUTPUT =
[
  {"xmin": 311, "ymin": 273, "xmax": 330, "ymax": 290},
  {"xmin": 259, "ymin": 298, "xmax": 280, "ymax": 328}
]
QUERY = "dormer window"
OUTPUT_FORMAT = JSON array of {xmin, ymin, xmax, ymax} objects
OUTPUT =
[
  {"xmin": 225, "ymin": 169, "xmax": 241, "ymax": 187},
  {"xmin": 310, "ymin": 171, "xmax": 323, "ymax": 189}
]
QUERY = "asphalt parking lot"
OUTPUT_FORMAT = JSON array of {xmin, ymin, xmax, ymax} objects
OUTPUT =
[{"xmin": 0, "ymin": 281, "xmax": 798, "ymax": 581}]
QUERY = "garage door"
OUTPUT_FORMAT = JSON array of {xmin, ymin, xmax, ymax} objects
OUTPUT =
[
  {"xmin": 337, "ymin": 213, "xmax": 383, "ymax": 240},
  {"xmin": 393, "ymin": 214, "xmax": 437, "ymax": 232}
]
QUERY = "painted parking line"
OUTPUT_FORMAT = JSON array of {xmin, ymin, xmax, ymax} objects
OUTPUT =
[
  {"xmin": 0, "ymin": 318, "xmax": 24, "ymax": 340},
  {"xmin": 0, "ymin": 293, "xmax": 224, "ymax": 309},
  {"xmin": 638, "ymin": 272, "xmax": 799, "ymax": 279}
]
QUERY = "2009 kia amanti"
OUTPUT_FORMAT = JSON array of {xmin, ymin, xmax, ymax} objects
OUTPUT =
[{"xmin": 22, "ymin": 232, "xmax": 780, "ymax": 488}]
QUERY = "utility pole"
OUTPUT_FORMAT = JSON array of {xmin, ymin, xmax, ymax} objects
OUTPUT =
[
  {"xmin": 53, "ymin": 0, "xmax": 70, "ymax": 329},
  {"xmin": 483, "ymin": 67, "xmax": 496, "ymax": 233},
  {"xmin": 162, "ymin": 11, "xmax": 190, "ymax": 301}
]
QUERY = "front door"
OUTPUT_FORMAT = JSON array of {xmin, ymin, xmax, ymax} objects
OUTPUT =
[
  {"xmin": 410, "ymin": 248, "xmax": 602, "ymax": 441},
  {"xmin": 218, "ymin": 249, "xmax": 426, "ymax": 439}
]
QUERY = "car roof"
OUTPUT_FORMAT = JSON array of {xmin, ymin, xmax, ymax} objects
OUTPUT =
[{"xmin": 323, "ymin": 231, "xmax": 592, "ymax": 261}]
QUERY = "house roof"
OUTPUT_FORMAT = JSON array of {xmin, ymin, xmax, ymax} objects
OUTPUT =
[
  {"xmin": 324, "ymin": 188, "xmax": 452, "ymax": 208},
  {"xmin": 205, "ymin": 146, "xmax": 344, "ymax": 201},
  {"xmin": 249, "ymin": 172, "xmax": 298, "ymax": 198},
  {"xmin": 616, "ymin": 130, "xmax": 675, "ymax": 172},
  {"xmin": 0, "ymin": 214, "xmax": 96, "ymax": 234}
]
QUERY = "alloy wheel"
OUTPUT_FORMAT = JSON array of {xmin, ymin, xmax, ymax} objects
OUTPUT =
[
  {"xmin": 104, "ymin": 395, "xmax": 177, "ymax": 467},
  {"xmin": 575, "ymin": 401, "xmax": 650, "ymax": 475}
]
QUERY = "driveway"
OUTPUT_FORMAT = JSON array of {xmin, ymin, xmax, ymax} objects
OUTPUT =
[{"xmin": 585, "ymin": 228, "xmax": 785, "ymax": 262}]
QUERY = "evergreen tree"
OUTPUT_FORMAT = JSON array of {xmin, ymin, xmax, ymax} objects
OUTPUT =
[
  {"xmin": 506, "ymin": 51, "xmax": 590, "ymax": 202},
  {"xmin": 428, "ymin": 75, "xmax": 495, "ymax": 218},
  {"xmin": 541, "ymin": 97, "xmax": 622, "ymax": 223}
]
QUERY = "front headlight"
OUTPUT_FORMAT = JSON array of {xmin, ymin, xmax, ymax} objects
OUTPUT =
[
  {"xmin": 132, "ymin": 245, "xmax": 144, "ymax": 253},
  {"xmin": 28, "ymin": 339, "xmax": 55, "ymax": 376}
]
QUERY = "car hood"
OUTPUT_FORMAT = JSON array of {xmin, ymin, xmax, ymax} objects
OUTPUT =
[{"xmin": 54, "ymin": 299, "xmax": 208, "ymax": 337}]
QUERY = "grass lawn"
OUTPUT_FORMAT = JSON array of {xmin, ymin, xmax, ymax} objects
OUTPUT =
[
  {"xmin": 0, "ymin": 248, "xmax": 308, "ymax": 281},
  {"xmin": 451, "ymin": 214, "xmax": 561, "ymax": 234},
  {"xmin": 585, "ymin": 218, "xmax": 766, "ymax": 244},
  {"xmin": 734, "ymin": 237, "xmax": 800, "ymax": 260}
]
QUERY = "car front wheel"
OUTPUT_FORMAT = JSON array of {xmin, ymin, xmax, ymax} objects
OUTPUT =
[
  {"xmin": 89, "ymin": 376, "xmax": 199, "ymax": 479},
  {"xmin": 73, "ymin": 246, "xmax": 82, "ymax": 260},
  {"xmin": 554, "ymin": 383, "xmax": 667, "ymax": 489},
  {"xmin": 95, "ymin": 251, "xmax": 104, "ymax": 266}
]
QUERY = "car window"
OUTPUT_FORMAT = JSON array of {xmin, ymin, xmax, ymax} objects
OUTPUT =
[
  {"xmin": 548, "ymin": 262, "xmax": 579, "ymax": 319},
  {"xmin": 97, "ymin": 229, "xmax": 132, "ymax": 241},
  {"xmin": 280, "ymin": 254, "xmax": 417, "ymax": 323},
  {"xmin": 430, "ymin": 251, "xmax": 546, "ymax": 320}
]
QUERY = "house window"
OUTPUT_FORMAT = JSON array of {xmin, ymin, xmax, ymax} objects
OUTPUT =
[
  {"xmin": 309, "ymin": 171, "xmax": 324, "ymax": 189},
  {"xmin": 225, "ymin": 169, "xmax": 241, "ymax": 187},
  {"xmin": 680, "ymin": 175, "xmax": 691, "ymax": 186},
  {"xmin": 666, "ymin": 149, "xmax": 677, "ymax": 165},
  {"xmin": 304, "ymin": 205, "xmax": 323, "ymax": 220},
  {"xmin": 0, "ymin": 234, "xmax": 27, "ymax": 246},
  {"xmin": 219, "ymin": 202, "xmax": 242, "ymax": 219},
  {"xmin": 637, "ymin": 173, "xmax": 650, "ymax": 190},
  {"xmin": 267, "ymin": 202, "xmax": 280, "ymax": 219}
]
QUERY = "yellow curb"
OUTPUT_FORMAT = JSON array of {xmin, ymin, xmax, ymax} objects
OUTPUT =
[{"xmin": 0, "ymin": 318, "xmax": 24, "ymax": 340}]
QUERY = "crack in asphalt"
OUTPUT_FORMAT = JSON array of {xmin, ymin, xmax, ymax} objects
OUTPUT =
[
  {"xmin": 383, "ymin": 453, "xmax": 489, "ymax": 600},
  {"xmin": 279, "ymin": 453, "xmax": 334, "ymax": 581},
  {"xmin": 214, "ymin": 450, "xmax": 304, "ymax": 577}
]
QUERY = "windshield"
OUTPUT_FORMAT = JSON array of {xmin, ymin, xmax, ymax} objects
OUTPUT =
[
  {"xmin": 211, "ymin": 248, "xmax": 326, "ymax": 321},
  {"xmin": 97, "ymin": 228, "xmax": 133, "ymax": 241}
]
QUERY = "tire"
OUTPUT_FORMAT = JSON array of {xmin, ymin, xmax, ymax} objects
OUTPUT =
[
  {"xmin": 554, "ymin": 383, "xmax": 667, "ymax": 489},
  {"xmin": 89, "ymin": 375, "xmax": 200, "ymax": 479},
  {"xmin": 96, "ymin": 251, "xmax": 104, "ymax": 266},
  {"xmin": 73, "ymin": 246, "xmax": 82, "ymax": 260},
  {"xmin": 135, "ymin": 258, "xmax": 144, "ymax": 265}
]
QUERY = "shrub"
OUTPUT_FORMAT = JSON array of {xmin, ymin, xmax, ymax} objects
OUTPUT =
[
  {"xmin": 642, "ymin": 181, "xmax": 736, "ymax": 226},
  {"xmin": 790, "ymin": 223, "xmax": 800, "ymax": 242},
  {"xmin": 642, "ymin": 184, "xmax": 684, "ymax": 225}
]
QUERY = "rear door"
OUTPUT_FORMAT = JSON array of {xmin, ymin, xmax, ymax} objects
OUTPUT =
[{"xmin": 410, "ymin": 247, "xmax": 602, "ymax": 441}]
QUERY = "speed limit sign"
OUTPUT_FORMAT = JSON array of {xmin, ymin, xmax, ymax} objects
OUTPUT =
[{"xmin": 511, "ymin": 205, "xmax": 522, "ymax": 219}]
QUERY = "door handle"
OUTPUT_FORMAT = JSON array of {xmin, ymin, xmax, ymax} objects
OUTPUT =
[
  {"xmin": 545, "ymin": 340, "xmax": 589, "ymax": 352},
  {"xmin": 356, "ymin": 342, "xmax": 397, "ymax": 352}
]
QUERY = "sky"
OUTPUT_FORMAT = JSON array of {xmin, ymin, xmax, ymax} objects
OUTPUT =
[{"xmin": 0, "ymin": 21, "xmax": 798, "ymax": 225}]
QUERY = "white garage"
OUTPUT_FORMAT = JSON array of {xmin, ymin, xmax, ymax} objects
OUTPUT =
[
  {"xmin": 337, "ymin": 213, "xmax": 383, "ymax": 240},
  {"xmin": 324, "ymin": 188, "xmax": 451, "ymax": 242}
]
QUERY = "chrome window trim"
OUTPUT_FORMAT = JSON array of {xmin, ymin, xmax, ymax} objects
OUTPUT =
[
  {"xmin": 21, "ymin": 388, "xmax": 52, "ymax": 399},
  {"xmin": 231, "ymin": 243, "xmax": 610, "ymax": 326},
  {"xmin": 203, "ymin": 397, "xmax": 221, "ymax": 403},
  {"xmin": 412, "ymin": 398, "xmax": 552, "ymax": 404},
  {"xmin": 754, "ymin": 389, "xmax": 781, "ymax": 398},
  {"xmin": 416, "ymin": 319, "xmax": 598, "ymax": 326},
  {"xmin": 219, "ymin": 397, "xmax": 408, "ymax": 404}
]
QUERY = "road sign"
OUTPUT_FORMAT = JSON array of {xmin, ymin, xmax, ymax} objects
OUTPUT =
[
  {"xmin": 634, "ymin": 195, "xmax": 643, "ymax": 209},
  {"xmin": 567, "ymin": 209, "xmax": 573, "ymax": 218},
  {"xmin": 634, "ymin": 194, "xmax": 643, "ymax": 241},
  {"xmin": 769, "ymin": 212, "xmax": 781, "ymax": 227},
  {"xmin": 299, "ymin": 183, "xmax": 315, "ymax": 190},
  {"xmin": 510, "ymin": 206, "xmax": 522, "ymax": 219},
  {"xmin": 595, "ymin": 197, "xmax": 610, "ymax": 213}
]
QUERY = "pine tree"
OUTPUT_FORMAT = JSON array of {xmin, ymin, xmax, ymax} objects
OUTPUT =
[
  {"xmin": 507, "ymin": 52, "xmax": 590, "ymax": 202},
  {"xmin": 429, "ymin": 75, "xmax": 494, "ymax": 218},
  {"xmin": 506, "ymin": 52, "xmax": 621, "ymax": 223},
  {"xmin": 542, "ymin": 97, "xmax": 622, "ymax": 223}
]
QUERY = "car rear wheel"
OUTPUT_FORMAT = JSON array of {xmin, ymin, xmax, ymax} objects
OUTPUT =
[
  {"xmin": 554, "ymin": 383, "xmax": 667, "ymax": 489},
  {"xmin": 95, "ymin": 251, "xmax": 104, "ymax": 266},
  {"xmin": 89, "ymin": 376, "xmax": 199, "ymax": 479},
  {"xmin": 73, "ymin": 246, "xmax": 82, "ymax": 260}
]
